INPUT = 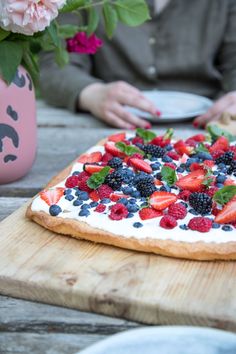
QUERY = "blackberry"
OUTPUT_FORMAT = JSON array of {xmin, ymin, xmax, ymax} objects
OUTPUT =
[
  {"xmin": 227, "ymin": 160, "xmax": 236, "ymax": 176},
  {"xmin": 215, "ymin": 151, "xmax": 234, "ymax": 165},
  {"xmin": 189, "ymin": 192, "xmax": 212, "ymax": 215},
  {"xmin": 105, "ymin": 170, "xmax": 123, "ymax": 190},
  {"xmin": 137, "ymin": 144, "xmax": 165, "ymax": 158},
  {"xmin": 135, "ymin": 174, "xmax": 156, "ymax": 197},
  {"xmin": 108, "ymin": 157, "xmax": 123, "ymax": 169}
]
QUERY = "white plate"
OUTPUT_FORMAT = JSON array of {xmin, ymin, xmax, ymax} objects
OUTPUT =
[
  {"xmin": 78, "ymin": 326, "xmax": 236, "ymax": 354},
  {"xmin": 126, "ymin": 90, "xmax": 213, "ymax": 122}
]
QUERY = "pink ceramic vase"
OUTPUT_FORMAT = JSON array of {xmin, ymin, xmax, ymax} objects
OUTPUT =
[{"xmin": 0, "ymin": 66, "xmax": 37, "ymax": 184}]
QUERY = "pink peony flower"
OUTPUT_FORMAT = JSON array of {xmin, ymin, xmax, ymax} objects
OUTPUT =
[
  {"xmin": 0, "ymin": 0, "xmax": 66, "ymax": 36},
  {"xmin": 66, "ymin": 32, "xmax": 103, "ymax": 55}
]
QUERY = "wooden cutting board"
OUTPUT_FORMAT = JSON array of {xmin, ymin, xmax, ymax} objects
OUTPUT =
[{"xmin": 0, "ymin": 203, "xmax": 236, "ymax": 332}]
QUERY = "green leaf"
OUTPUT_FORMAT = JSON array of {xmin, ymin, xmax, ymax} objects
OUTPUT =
[
  {"xmin": 207, "ymin": 124, "xmax": 236, "ymax": 143},
  {"xmin": 55, "ymin": 46, "xmax": 69, "ymax": 67},
  {"xmin": 136, "ymin": 128, "xmax": 156, "ymax": 143},
  {"xmin": 0, "ymin": 41, "xmax": 23, "ymax": 84},
  {"xmin": 58, "ymin": 24, "xmax": 79, "ymax": 39},
  {"xmin": 103, "ymin": 2, "xmax": 118, "ymax": 38},
  {"xmin": 60, "ymin": 0, "xmax": 86, "ymax": 13},
  {"xmin": 213, "ymin": 186, "xmax": 236, "ymax": 205},
  {"xmin": 47, "ymin": 21, "xmax": 61, "ymax": 48},
  {"xmin": 195, "ymin": 143, "xmax": 209, "ymax": 153},
  {"xmin": 87, "ymin": 6, "xmax": 100, "ymax": 36},
  {"xmin": 87, "ymin": 166, "xmax": 111, "ymax": 189},
  {"xmin": 115, "ymin": 142, "xmax": 144, "ymax": 156},
  {"xmin": 0, "ymin": 28, "xmax": 10, "ymax": 41},
  {"xmin": 114, "ymin": 0, "xmax": 150, "ymax": 26},
  {"xmin": 22, "ymin": 48, "xmax": 39, "ymax": 87},
  {"xmin": 161, "ymin": 166, "xmax": 177, "ymax": 186}
]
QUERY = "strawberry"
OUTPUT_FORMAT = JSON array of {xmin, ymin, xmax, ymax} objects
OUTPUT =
[
  {"xmin": 209, "ymin": 136, "xmax": 229, "ymax": 154},
  {"xmin": 139, "ymin": 208, "xmax": 163, "ymax": 220},
  {"xmin": 154, "ymin": 179, "xmax": 163, "ymax": 186},
  {"xmin": 214, "ymin": 197, "xmax": 236, "ymax": 224},
  {"xmin": 176, "ymin": 170, "xmax": 205, "ymax": 192},
  {"xmin": 203, "ymin": 160, "xmax": 214, "ymax": 169},
  {"xmin": 224, "ymin": 178, "xmax": 236, "ymax": 186},
  {"xmin": 174, "ymin": 140, "xmax": 193, "ymax": 156},
  {"xmin": 186, "ymin": 134, "xmax": 205, "ymax": 143},
  {"xmin": 190, "ymin": 162, "xmax": 204, "ymax": 172},
  {"xmin": 78, "ymin": 151, "xmax": 102, "ymax": 163},
  {"xmin": 132, "ymin": 136, "xmax": 144, "ymax": 145},
  {"xmin": 108, "ymin": 132, "xmax": 126, "ymax": 142},
  {"xmin": 84, "ymin": 164, "xmax": 106, "ymax": 174},
  {"xmin": 129, "ymin": 158, "xmax": 152, "ymax": 174},
  {"xmin": 150, "ymin": 136, "xmax": 170, "ymax": 147},
  {"xmin": 110, "ymin": 193, "xmax": 128, "ymax": 202},
  {"xmin": 104, "ymin": 141, "xmax": 125, "ymax": 158},
  {"xmin": 102, "ymin": 152, "xmax": 113, "ymax": 164},
  {"xmin": 89, "ymin": 190, "xmax": 100, "ymax": 202},
  {"xmin": 39, "ymin": 187, "xmax": 65, "ymax": 206},
  {"xmin": 126, "ymin": 153, "xmax": 143, "ymax": 166},
  {"xmin": 167, "ymin": 151, "xmax": 180, "ymax": 160},
  {"xmin": 149, "ymin": 191, "xmax": 177, "ymax": 211}
]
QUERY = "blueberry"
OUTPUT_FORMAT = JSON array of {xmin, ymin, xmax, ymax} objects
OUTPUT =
[
  {"xmin": 90, "ymin": 201, "xmax": 99, "ymax": 208},
  {"xmin": 212, "ymin": 223, "xmax": 220, "ymax": 229},
  {"xmin": 179, "ymin": 224, "xmax": 188, "ymax": 230},
  {"xmin": 130, "ymin": 190, "xmax": 141, "ymax": 198},
  {"xmin": 133, "ymin": 222, "xmax": 143, "ymax": 228},
  {"xmin": 73, "ymin": 199, "xmax": 83, "ymax": 206},
  {"xmin": 140, "ymin": 197, "xmax": 147, "ymax": 202},
  {"xmin": 49, "ymin": 204, "xmax": 62, "ymax": 216},
  {"xmin": 127, "ymin": 213, "xmax": 134, "ymax": 218},
  {"xmin": 162, "ymin": 155, "xmax": 172, "ymax": 162},
  {"xmin": 186, "ymin": 158, "xmax": 198, "ymax": 167},
  {"xmin": 195, "ymin": 152, "xmax": 213, "ymax": 161},
  {"xmin": 78, "ymin": 191, "xmax": 89, "ymax": 201},
  {"xmin": 222, "ymin": 225, "xmax": 233, "ymax": 232},
  {"xmin": 213, "ymin": 171, "xmax": 219, "ymax": 176},
  {"xmin": 118, "ymin": 198, "xmax": 128, "ymax": 205},
  {"xmin": 165, "ymin": 144, "xmax": 173, "ymax": 151},
  {"xmin": 151, "ymin": 163, "xmax": 160, "ymax": 171},
  {"xmin": 189, "ymin": 208, "xmax": 199, "ymax": 215},
  {"xmin": 75, "ymin": 189, "xmax": 82, "ymax": 196},
  {"xmin": 218, "ymin": 163, "xmax": 226, "ymax": 170},
  {"xmin": 81, "ymin": 203, "xmax": 91, "ymax": 209},
  {"xmin": 150, "ymin": 156, "xmax": 158, "ymax": 161},
  {"xmin": 160, "ymin": 185, "xmax": 171, "ymax": 192},
  {"xmin": 216, "ymin": 175, "xmax": 227, "ymax": 184},
  {"xmin": 64, "ymin": 188, "xmax": 72, "ymax": 195},
  {"xmin": 140, "ymin": 202, "xmax": 149, "ymax": 208},
  {"xmin": 79, "ymin": 209, "xmax": 90, "ymax": 217},
  {"xmin": 155, "ymin": 172, "xmax": 162, "ymax": 180},
  {"xmin": 122, "ymin": 186, "xmax": 133, "ymax": 195},
  {"xmin": 177, "ymin": 167, "xmax": 184, "ymax": 173},
  {"xmin": 65, "ymin": 194, "xmax": 74, "ymax": 201},
  {"xmin": 127, "ymin": 204, "xmax": 139, "ymax": 213},
  {"xmin": 101, "ymin": 198, "xmax": 110, "ymax": 204},
  {"xmin": 72, "ymin": 171, "xmax": 80, "ymax": 175},
  {"xmin": 216, "ymin": 183, "xmax": 224, "ymax": 189},
  {"xmin": 129, "ymin": 198, "xmax": 137, "ymax": 204}
]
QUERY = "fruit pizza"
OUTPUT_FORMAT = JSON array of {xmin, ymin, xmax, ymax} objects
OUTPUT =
[{"xmin": 26, "ymin": 126, "xmax": 236, "ymax": 260}]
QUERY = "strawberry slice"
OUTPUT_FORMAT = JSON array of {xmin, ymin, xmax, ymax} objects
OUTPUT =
[
  {"xmin": 150, "ymin": 136, "xmax": 170, "ymax": 147},
  {"xmin": 224, "ymin": 178, "xmax": 236, "ymax": 186},
  {"xmin": 84, "ymin": 164, "xmax": 105, "ymax": 174},
  {"xmin": 214, "ymin": 197, "xmax": 236, "ymax": 224},
  {"xmin": 78, "ymin": 151, "xmax": 102, "ymax": 163},
  {"xmin": 139, "ymin": 207, "xmax": 163, "ymax": 220},
  {"xmin": 174, "ymin": 140, "xmax": 193, "ymax": 156},
  {"xmin": 176, "ymin": 170, "xmax": 205, "ymax": 192},
  {"xmin": 209, "ymin": 136, "xmax": 229, "ymax": 154},
  {"xmin": 149, "ymin": 191, "xmax": 177, "ymax": 211},
  {"xmin": 39, "ymin": 187, "xmax": 65, "ymax": 206},
  {"xmin": 186, "ymin": 134, "xmax": 206, "ymax": 143},
  {"xmin": 129, "ymin": 158, "xmax": 152, "ymax": 174},
  {"xmin": 108, "ymin": 132, "xmax": 126, "ymax": 142},
  {"xmin": 110, "ymin": 193, "xmax": 129, "ymax": 202},
  {"xmin": 89, "ymin": 190, "xmax": 100, "ymax": 202},
  {"xmin": 104, "ymin": 141, "xmax": 125, "ymax": 158},
  {"xmin": 154, "ymin": 179, "xmax": 163, "ymax": 186}
]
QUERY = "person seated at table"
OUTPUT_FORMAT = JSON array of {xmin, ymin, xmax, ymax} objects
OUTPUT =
[{"xmin": 40, "ymin": 0, "xmax": 236, "ymax": 130}]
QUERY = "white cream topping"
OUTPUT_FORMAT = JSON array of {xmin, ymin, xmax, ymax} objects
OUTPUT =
[{"xmin": 31, "ymin": 142, "xmax": 236, "ymax": 244}]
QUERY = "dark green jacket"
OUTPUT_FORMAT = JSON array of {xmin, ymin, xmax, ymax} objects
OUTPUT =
[{"xmin": 40, "ymin": 0, "xmax": 236, "ymax": 112}]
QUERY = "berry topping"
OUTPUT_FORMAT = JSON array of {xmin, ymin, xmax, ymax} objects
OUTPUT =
[
  {"xmin": 102, "ymin": 152, "xmax": 113, "ymax": 164},
  {"xmin": 78, "ymin": 177, "xmax": 93, "ymax": 193},
  {"xmin": 138, "ymin": 144, "xmax": 165, "ymax": 158},
  {"xmin": 49, "ymin": 204, "xmax": 62, "ymax": 216},
  {"xmin": 209, "ymin": 136, "xmax": 229, "ymax": 154},
  {"xmin": 108, "ymin": 157, "xmax": 123, "ymax": 169},
  {"xmin": 159, "ymin": 215, "xmax": 177, "ymax": 229},
  {"xmin": 108, "ymin": 132, "xmax": 126, "ymax": 142},
  {"xmin": 215, "ymin": 151, "xmax": 234, "ymax": 165},
  {"xmin": 167, "ymin": 151, "xmax": 180, "ymax": 160},
  {"xmin": 176, "ymin": 169, "xmax": 205, "ymax": 192},
  {"xmin": 214, "ymin": 197, "xmax": 236, "ymax": 224},
  {"xmin": 109, "ymin": 203, "xmax": 129, "ymax": 220},
  {"xmin": 110, "ymin": 193, "xmax": 128, "ymax": 202},
  {"xmin": 178, "ymin": 190, "xmax": 191, "ymax": 201},
  {"xmin": 168, "ymin": 203, "xmax": 187, "ymax": 220},
  {"xmin": 174, "ymin": 140, "xmax": 193, "ymax": 156},
  {"xmin": 189, "ymin": 192, "xmax": 212, "ymax": 215},
  {"xmin": 129, "ymin": 158, "xmax": 152, "ymax": 174},
  {"xmin": 95, "ymin": 204, "xmax": 106, "ymax": 213},
  {"xmin": 40, "ymin": 187, "xmax": 65, "ymax": 206},
  {"xmin": 105, "ymin": 141, "xmax": 125, "ymax": 158},
  {"xmin": 84, "ymin": 164, "xmax": 105, "ymax": 174},
  {"xmin": 105, "ymin": 170, "xmax": 123, "ymax": 190},
  {"xmin": 65, "ymin": 175, "xmax": 79, "ymax": 188},
  {"xmin": 227, "ymin": 161, "xmax": 236, "ymax": 176},
  {"xmin": 97, "ymin": 184, "xmax": 113, "ymax": 199},
  {"xmin": 89, "ymin": 190, "xmax": 100, "ymax": 202},
  {"xmin": 133, "ymin": 222, "xmax": 143, "ymax": 228},
  {"xmin": 188, "ymin": 217, "xmax": 212, "ymax": 232},
  {"xmin": 134, "ymin": 174, "xmax": 156, "ymax": 197},
  {"xmin": 139, "ymin": 207, "xmax": 163, "ymax": 220},
  {"xmin": 78, "ymin": 171, "xmax": 90, "ymax": 182},
  {"xmin": 149, "ymin": 191, "xmax": 177, "ymax": 211},
  {"xmin": 78, "ymin": 151, "xmax": 102, "ymax": 163},
  {"xmin": 132, "ymin": 136, "xmax": 144, "ymax": 145}
]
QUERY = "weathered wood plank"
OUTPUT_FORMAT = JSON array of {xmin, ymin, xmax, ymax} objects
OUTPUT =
[{"xmin": 0, "ymin": 198, "xmax": 29, "ymax": 221}]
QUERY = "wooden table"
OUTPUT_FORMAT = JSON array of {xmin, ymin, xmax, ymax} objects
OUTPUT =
[{"xmin": 0, "ymin": 100, "xmax": 203, "ymax": 354}]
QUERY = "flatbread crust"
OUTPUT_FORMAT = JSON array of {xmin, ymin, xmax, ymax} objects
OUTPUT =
[{"xmin": 26, "ymin": 139, "xmax": 236, "ymax": 261}]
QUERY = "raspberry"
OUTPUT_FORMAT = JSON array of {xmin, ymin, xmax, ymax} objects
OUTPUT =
[
  {"xmin": 97, "ymin": 184, "xmax": 113, "ymax": 199},
  {"xmin": 164, "ymin": 162, "xmax": 176, "ymax": 170},
  {"xmin": 78, "ymin": 178, "xmax": 92, "ymax": 193},
  {"xmin": 185, "ymin": 139, "xmax": 197, "ymax": 147},
  {"xmin": 65, "ymin": 175, "xmax": 79, "ymax": 188},
  {"xmin": 188, "ymin": 217, "xmax": 212, "ymax": 232},
  {"xmin": 89, "ymin": 190, "xmax": 100, "ymax": 202},
  {"xmin": 109, "ymin": 203, "xmax": 128, "ymax": 220},
  {"xmin": 132, "ymin": 136, "xmax": 144, "ymax": 145},
  {"xmin": 167, "ymin": 151, "xmax": 180, "ymax": 160},
  {"xmin": 78, "ymin": 171, "xmax": 90, "ymax": 182},
  {"xmin": 231, "ymin": 222, "xmax": 236, "ymax": 228},
  {"xmin": 178, "ymin": 190, "xmax": 191, "ymax": 201},
  {"xmin": 211, "ymin": 150, "xmax": 225, "ymax": 160},
  {"xmin": 95, "ymin": 204, "xmax": 106, "ymax": 213},
  {"xmin": 168, "ymin": 203, "xmax": 187, "ymax": 220},
  {"xmin": 190, "ymin": 163, "xmax": 204, "ymax": 172},
  {"xmin": 159, "ymin": 215, "xmax": 177, "ymax": 229},
  {"xmin": 206, "ymin": 186, "xmax": 218, "ymax": 198},
  {"xmin": 102, "ymin": 152, "xmax": 113, "ymax": 164}
]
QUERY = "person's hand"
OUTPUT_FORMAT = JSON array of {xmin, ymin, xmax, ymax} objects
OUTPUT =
[
  {"xmin": 79, "ymin": 81, "xmax": 160, "ymax": 129},
  {"xmin": 193, "ymin": 91, "xmax": 236, "ymax": 128}
]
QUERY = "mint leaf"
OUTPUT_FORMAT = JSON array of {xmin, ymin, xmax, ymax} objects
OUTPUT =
[
  {"xmin": 136, "ymin": 128, "xmax": 156, "ymax": 143},
  {"xmin": 87, "ymin": 166, "xmax": 111, "ymax": 189},
  {"xmin": 207, "ymin": 124, "xmax": 236, "ymax": 143},
  {"xmin": 161, "ymin": 166, "xmax": 177, "ymax": 186},
  {"xmin": 213, "ymin": 186, "xmax": 236, "ymax": 205},
  {"xmin": 202, "ymin": 168, "xmax": 214, "ymax": 188},
  {"xmin": 195, "ymin": 143, "xmax": 209, "ymax": 153},
  {"xmin": 115, "ymin": 142, "xmax": 144, "ymax": 156}
]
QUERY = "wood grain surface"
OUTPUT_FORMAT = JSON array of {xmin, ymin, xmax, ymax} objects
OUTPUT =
[{"xmin": 0, "ymin": 203, "xmax": 236, "ymax": 332}]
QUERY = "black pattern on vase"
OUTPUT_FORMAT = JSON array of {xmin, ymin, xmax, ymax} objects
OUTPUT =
[
  {"xmin": 4, "ymin": 154, "xmax": 17, "ymax": 163},
  {"xmin": 6, "ymin": 105, "xmax": 18, "ymax": 121},
  {"xmin": 26, "ymin": 73, "xmax": 33, "ymax": 91},
  {"xmin": 12, "ymin": 69, "xmax": 26, "ymax": 88},
  {"xmin": 0, "ymin": 124, "xmax": 19, "ymax": 154}
]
